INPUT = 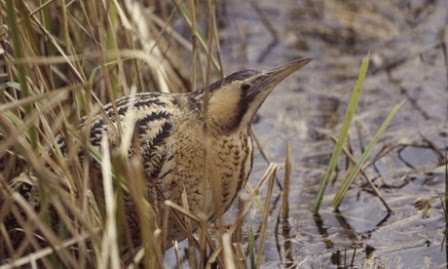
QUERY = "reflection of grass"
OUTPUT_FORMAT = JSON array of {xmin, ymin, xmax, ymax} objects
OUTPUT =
[
  {"xmin": 443, "ymin": 149, "xmax": 448, "ymax": 248},
  {"xmin": 445, "ymin": 149, "xmax": 448, "ymax": 220},
  {"xmin": 312, "ymin": 52, "xmax": 404, "ymax": 213}
]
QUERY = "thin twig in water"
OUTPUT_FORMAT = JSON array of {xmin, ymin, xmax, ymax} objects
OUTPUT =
[{"xmin": 250, "ymin": 128, "xmax": 283, "ymax": 190}]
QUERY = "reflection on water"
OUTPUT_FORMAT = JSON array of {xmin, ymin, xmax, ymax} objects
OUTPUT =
[
  {"xmin": 313, "ymin": 214, "xmax": 334, "ymax": 249},
  {"xmin": 274, "ymin": 215, "xmax": 295, "ymax": 267}
]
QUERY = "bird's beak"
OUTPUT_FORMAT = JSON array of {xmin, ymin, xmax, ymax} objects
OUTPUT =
[{"xmin": 262, "ymin": 58, "xmax": 312, "ymax": 90}]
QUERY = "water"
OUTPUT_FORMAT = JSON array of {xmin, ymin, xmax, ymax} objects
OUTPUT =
[{"xmin": 214, "ymin": 0, "xmax": 448, "ymax": 267}]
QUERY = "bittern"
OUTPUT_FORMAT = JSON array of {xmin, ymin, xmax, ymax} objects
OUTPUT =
[{"xmin": 8, "ymin": 58, "xmax": 311, "ymax": 249}]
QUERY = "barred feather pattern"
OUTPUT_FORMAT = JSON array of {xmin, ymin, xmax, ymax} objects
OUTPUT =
[{"xmin": 48, "ymin": 91, "xmax": 253, "ymax": 245}]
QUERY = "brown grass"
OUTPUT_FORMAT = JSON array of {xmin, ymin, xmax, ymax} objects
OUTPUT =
[{"xmin": 0, "ymin": 1, "xmax": 282, "ymax": 268}]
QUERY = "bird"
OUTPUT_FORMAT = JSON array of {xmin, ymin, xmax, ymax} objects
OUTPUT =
[{"xmin": 4, "ymin": 58, "xmax": 311, "ymax": 253}]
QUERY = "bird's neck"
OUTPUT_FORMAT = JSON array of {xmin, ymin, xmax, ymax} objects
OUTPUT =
[{"xmin": 188, "ymin": 91, "xmax": 254, "ymax": 135}]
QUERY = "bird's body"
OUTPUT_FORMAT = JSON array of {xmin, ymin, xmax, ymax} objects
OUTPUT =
[
  {"xmin": 5, "ymin": 58, "xmax": 310, "ymax": 250},
  {"xmin": 73, "ymin": 91, "xmax": 254, "ymax": 243}
]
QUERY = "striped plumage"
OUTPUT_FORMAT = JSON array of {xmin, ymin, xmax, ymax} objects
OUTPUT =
[
  {"xmin": 70, "ymin": 91, "xmax": 255, "ymax": 244},
  {"xmin": 6, "ymin": 58, "xmax": 311, "ymax": 250}
]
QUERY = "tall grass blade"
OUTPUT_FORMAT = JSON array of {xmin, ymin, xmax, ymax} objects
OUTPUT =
[
  {"xmin": 281, "ymin": 143, "xmax": 292, "ymax": 219},
  {"xmin": 98, "ymin": 134, "xmax": 120, "ymax": 269},
  {"xmin": 222, "ymin": 232, "xmax": 235, "ymax": 269},
  {"xmin": 255, "ymin": 165, "xmax": 276, "ymax": 268},
  {"xmin": 312, "ymin": 52, "xmax": 371, "ymax": 214},
  {"xmin": 5, "ymin": 0, "xmax": 37, "ymax": 148}
]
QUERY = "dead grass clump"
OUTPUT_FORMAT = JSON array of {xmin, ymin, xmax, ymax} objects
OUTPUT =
[{"xmin": 0, "ymin": 0, "xmax": 282, "ymax": 268}]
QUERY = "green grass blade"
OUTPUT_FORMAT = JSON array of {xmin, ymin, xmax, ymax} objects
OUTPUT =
[
  {"xmin": 6, "ymin": 0, "xmax": 30, "ymax": 98},
  {"xmin": 248, "ymin": 219, "xmax": 255, "ymax": 269},
  {"xmin": 5, "ymin": 0, "xmax": 38, "ymax": 149},
  {"xmin": 331, "ymin": 100, "xmax": 405, "ymax": 208},
  {"xmin": 311, "ymin": 52, "xmax": 370, "ymax": 214}
]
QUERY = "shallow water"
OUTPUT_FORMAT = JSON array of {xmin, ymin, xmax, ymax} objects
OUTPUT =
[{"xmin": 213, "ymin": 0, "xmax": 448, "ymax": 268}]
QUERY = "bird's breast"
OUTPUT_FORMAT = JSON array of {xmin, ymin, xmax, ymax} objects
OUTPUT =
[
  {"xmin": 156, "ymin": 127, "xmax": 254, "ymax": 219},
  {"xmin": 203, "ymin": 131, "xmax": 254, "ymax": 217}
]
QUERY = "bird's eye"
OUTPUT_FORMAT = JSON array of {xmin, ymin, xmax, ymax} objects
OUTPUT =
[{"xmin": 241, "ymin": 84, "xmax": 251, "ymax": 91}]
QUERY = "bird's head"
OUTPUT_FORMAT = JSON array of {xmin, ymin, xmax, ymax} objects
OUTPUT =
[{"xmin": 203, "ymin": 58, "xmax": 311, "ymax": 134}]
